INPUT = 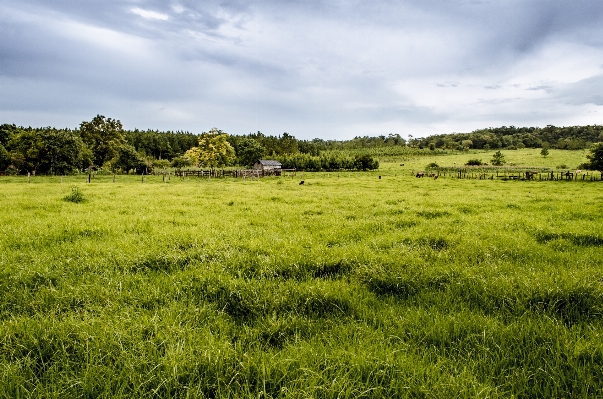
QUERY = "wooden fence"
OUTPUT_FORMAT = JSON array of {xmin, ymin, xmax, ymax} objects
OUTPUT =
[
  {"xmin": 423, "ymin": 170, "xmax": 603, "ymax": 181},
  {"xmin": 173, "ymin": 168, "xmax": 296, "ymax": 178}
]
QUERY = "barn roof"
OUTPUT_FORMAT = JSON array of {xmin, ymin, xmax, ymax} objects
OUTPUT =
[{"xmin": 257, "ymin": 159, "xmax": 282, "ymax": 166}]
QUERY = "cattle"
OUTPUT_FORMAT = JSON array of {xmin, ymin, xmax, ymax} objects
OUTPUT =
[
  {"xmin": 299, "ymin": 180, "xmax": 305, "ymax": 185},
  {"xmin": 416, "ymin": 172, "xmax": 425, "ymax": 178}
]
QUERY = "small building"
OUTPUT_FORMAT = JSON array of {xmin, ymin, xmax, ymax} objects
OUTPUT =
[{"xmin": 253, "ymin": 160, "xmax": 282, "ymax": 173}]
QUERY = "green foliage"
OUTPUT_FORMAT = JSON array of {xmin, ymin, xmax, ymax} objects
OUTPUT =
[
  {"xmin": 0, "ymin": 144, "xmax": 9, "ymax": 170},
  {"xmin": 8, "ymin": 129, "xmax": 86, "ymax": 174},
  {"xmin": 354, "ymin": 154, "xmax": 379, "ymax": 170},
  {"xmin": 112, "ymin": 144, "xmax": 146, "ymax": 173},
  {"xmin": 426, "ymin": 162, "xmax": 439, "ymax": 168},
  {"xmin": 586, "ymin": 142, "xmax": 603, "ymax": 171},
  {"xmin": 465, "ymin": 159, "xmax": 483, "ymax": 166},
  {"xmin": 171, "ymin": 156, "xmax": 192, "ymax": 169},
  {"xmin": 236, "ymin": 138, "xmax": 265, "ymax": 167},
  {"xmin": 278, "ymin": 153, "xmax": 379, "ymax": 171},
  {"xmin": 540, "ymin": 143, "xmax": 550, "ymax": 157},
  {"xmin": 62, "ymin": 186, "xmax": 86, "ymax": 203},
  {"xmin": 79, "ymin": 115, "xmax": 126, "ymax": 167},
  {"xmin": 184, "ymin": 129, "xmax": 235, "ymax": 168},
  {"xmin": 491, "ymin": 150, "xmax": 506, "ymax": 166}
]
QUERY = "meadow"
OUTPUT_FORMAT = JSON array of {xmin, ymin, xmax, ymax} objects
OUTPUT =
[{"xmin": 1, "ymin": 149, "xmax": 602, "ymax": 398}]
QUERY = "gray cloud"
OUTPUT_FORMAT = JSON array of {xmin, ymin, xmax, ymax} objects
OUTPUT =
[{"xmin": 1, "ymin": 0, "xmax": 603, "ymax": 138}]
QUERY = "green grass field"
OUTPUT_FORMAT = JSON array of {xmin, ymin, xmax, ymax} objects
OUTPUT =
[{"xmin": 1, "ymin": 149, "xmax": 602, "ymax": 398}]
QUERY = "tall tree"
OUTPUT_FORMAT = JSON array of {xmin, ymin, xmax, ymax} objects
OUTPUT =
[
  {"xmin": 184, "ymin": 129, "xmax": 235, "ymax": 168},
  {"xmin": 79, "ymin": 115, "xmax": 125, "ymax": 167},
  {"xmin": 113, "ymin": 144, "xmax": 146, "ymax": 174},
  {"xmin": 586, "ymin": 142, "xmax": 603, "ymax": 171},
  {"xmin": 236, "ymin": 138, "xmax": 265, "ymax": 167}
]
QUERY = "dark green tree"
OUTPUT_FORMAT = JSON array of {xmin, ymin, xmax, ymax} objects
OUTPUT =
[
  {"xmin": 0, "ymin": 144, "xmax": 9, "ymax": 170},
  {"xmin": 9, "ymin": 129, "xmax": 86, "ymax": 174},
  {"xmin": 113, "ymin": 144, "xmax": 146, "ymax": 173},
  {"xmin": 79, "ymin": 115, "xmax": 125, "ymax": 167},
  {"xmin": 491, "ymin": 150, "xmax": 506, "ymax": 166},
  {"xmin": 540, "ymin": 143, "xmax": 550, "ymax": 157},
  {"xmin": 237, "ymin": 138, "xmax": 265, "ymax": 167},
  {"xmin": 586, "ymin": 142, "xmax": 603, "ymax": 171},
  {"xmin": 354, "ymin": 154, "xmax": 379, "ymax": 170},
  {"xmin": 38, "ymin": 130, "xmax": 87, "ymax": 174}
]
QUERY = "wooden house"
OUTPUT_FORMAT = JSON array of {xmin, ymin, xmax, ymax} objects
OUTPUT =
[{"xmin": 253, "ymin": 160, "xmax": 282, "ymax": 173}]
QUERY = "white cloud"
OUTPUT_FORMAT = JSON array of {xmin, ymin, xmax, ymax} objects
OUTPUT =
[{"xmin": 131, "ymin": 7, "xmax": 169, "ymax": 21}]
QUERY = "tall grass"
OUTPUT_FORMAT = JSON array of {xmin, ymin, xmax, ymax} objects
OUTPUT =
[{"xmin": 1, "ymin": 157, "xmax": 602, "ymax": 397}]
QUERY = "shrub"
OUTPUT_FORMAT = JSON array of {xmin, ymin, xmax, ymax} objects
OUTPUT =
[
  {"xmin": 63, "ymin": 186, "xmax": 86, "ymax": 203},
  {"xmin": 491, "ymin": 151, "xmax": 506, "ymax": 166},
  {"xmin": 465, "ymin": 159, "xmax": 483, "ymax": 166},
  {"xmin": 426, "ymin": 162, "xmax": 439, "ymax": 169},
  {"xmin": 556, "ymin": 164, "xmax": 568, "ymax": 169}
]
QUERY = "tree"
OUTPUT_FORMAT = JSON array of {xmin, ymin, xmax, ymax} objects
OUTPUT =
[
  {"xmin": 0, "ymin": 144, "xmax": 9, "ymax": 170},
  {"xmin": 540, "ymin": 143, "xmax": 550, "ymax": 157},
  {"xmin": 586, "ymin": 142, "xmax": 603, "ymax": 171},
  {"xmin": 171, "ymin": 156, "xmax": 192, "ymax": 169},
  {"xmin": 9, "ymin": 129, "xmax": 86, "ymax": 174},
  {"xmin": 354, "ymin": 154, "xmax": 379, "ymax": 170},
  {"xmin": 113, "ymin": 144, "xmax": 146, "ymax": 173},
  {"xmin": 38, "ymin": 130, "xmax": 88, "ymax": 175},
  {"xmin": 79, "ymin": 115, "xmax": 126, "ymax": 167},
  {"xmin": 184, "ymin": 129, "xmax": 235, "ymax": 168},
  {"xmin": 491, "ymin": 151, "xmax": 506, "ymax": 166},
  {"xmin": 237, "ymin": 138, "xmax": 265, "ymax": 167}
]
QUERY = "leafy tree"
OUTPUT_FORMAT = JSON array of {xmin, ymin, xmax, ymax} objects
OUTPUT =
[
  {"xmin": 586, "ymin": 142, "xmax": 603, "ymax": 171},
  {"xmin": 0, "ymin": 144, "xmax": 9, "ymax": 170},
  {"xmin": 9, "ymin": 129, "xmax": 86, "ymax": 174},
  {"xmin": 237, "ymin": 138, "xmax": 265, "ymax": 167},
  {"xmin": 540, "ymin": 143, "xmax": 550, "ymax": 157},
  {"xmin": 0, "ymin": 124, "xmax": 18, "ymax": 146},
  {"xmin": 113, "ymin": 144, "xmax": 146, "ymax": 174},
  {"xmin": 184, "ymin": 129, "xmax": 235, "ymax": 168},
  {"xmin": 38, "ymin": 130, "xmax": 88, "ymax": 174},
  {"xmin": 171, "ymin": 156, "xmax": 192, "ymax": 169},
  {"xmin": 354, "ymin": 154, "xmax": 379, "ymax": 170},
  {"xmin": 491, "ymin": 151, "xmax": 506, "ymax": 166},
  {"xmin": 79, "ymin": 115, "xmax": 126, "ymax": 167}
]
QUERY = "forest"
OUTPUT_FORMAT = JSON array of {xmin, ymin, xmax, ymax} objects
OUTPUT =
[{"xmin": 1, "ymin": 115, "xmax": 602, "ymax": 175}]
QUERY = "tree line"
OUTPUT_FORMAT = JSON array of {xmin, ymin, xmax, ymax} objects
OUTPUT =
[
  {"xmin": 2, "ymin": 116, "xmax": 603, "ymax": 175},
  {"xmin": 0, "ymin": 116, "xmax": 383, "ymax": 174},
  {"xmin": 412, "ymin": 125, "xmax": 603, "ymax": 151}
]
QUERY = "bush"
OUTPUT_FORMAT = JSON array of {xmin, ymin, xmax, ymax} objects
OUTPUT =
[
  {"xmin": 556, "ymin": 164, "xmax": 568, "ymax": 169},
  {"xmin": 465, "ymin": 159, "xmax": 483, "ymax": 166},
  {"xmin": 491, "ymin": 151, "xmax": 506, "ymax": 166},
  {"xmin": 63, "ymin": 186, "xmax": 86, "ymax": 203},
  {"xmin": 426, "ymin": 162, "xmax": 439, "ymax": 169}
]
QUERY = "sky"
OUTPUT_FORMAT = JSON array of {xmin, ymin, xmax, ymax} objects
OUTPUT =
[{"xmin": 1, "ymin": 0, "xmax": 603, "ymax": 140}]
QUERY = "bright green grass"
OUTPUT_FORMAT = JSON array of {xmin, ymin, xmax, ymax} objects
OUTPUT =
[
  {"xmin": 394, "ymin": 147, "xmax": 591, "ymax": 172},
  {"xmin": 1, "ymin": 161, "xmax": 603, "ymax": 398}
]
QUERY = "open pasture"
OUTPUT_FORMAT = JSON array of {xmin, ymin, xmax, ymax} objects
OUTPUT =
[{"xmin": 1, "ymin": 165, "xmax": 603, "ymax": 398}]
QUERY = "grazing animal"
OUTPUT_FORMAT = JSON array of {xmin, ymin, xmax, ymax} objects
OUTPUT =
[
  {"xmin": 299, "ymin": 180, "xmax": 305, "ymax": 185},
  {"xmin": 416, "ymin": 172, "xmax": 425, "ymax": 178},
  {"xmin": 576, "ymin": 170, "xmax": 582, "ymax": 174},
  {"xmin": 433, "ymin": 175, "xmax": 439, "ymax": 180}
]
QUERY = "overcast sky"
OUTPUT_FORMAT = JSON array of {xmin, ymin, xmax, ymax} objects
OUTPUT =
[{"xmin": 1, "ymin": 0, "xmax": 603, "ymax": 139}]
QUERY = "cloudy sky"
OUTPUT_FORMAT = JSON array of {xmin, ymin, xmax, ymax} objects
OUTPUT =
[{"xmin": 1, "ymin": 0, "xmax": 603, "ymax": 139}]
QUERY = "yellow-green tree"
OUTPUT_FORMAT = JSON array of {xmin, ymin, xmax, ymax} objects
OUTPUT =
[{"xmin": 184, "ymin": 129, "xmax": 235, "ymax": 168}]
